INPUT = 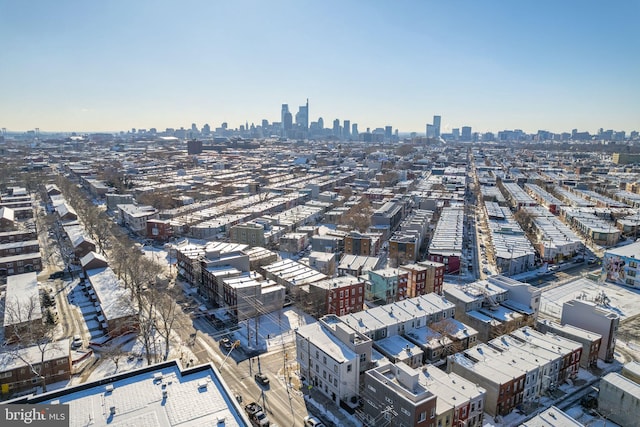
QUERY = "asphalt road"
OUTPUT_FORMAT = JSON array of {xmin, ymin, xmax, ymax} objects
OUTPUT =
[{"xmin": 169, "ymin": 305, "xmax": 311, "ymax": 427}]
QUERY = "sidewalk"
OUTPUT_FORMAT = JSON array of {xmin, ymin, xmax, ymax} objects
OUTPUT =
[{"xmin": 302, "ymin": 387, "xmax": 362, "ymax": 427}]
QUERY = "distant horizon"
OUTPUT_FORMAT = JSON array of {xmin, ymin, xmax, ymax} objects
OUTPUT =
[
  {"xmin": 1, "ymin": 119, "xmax": 637, "ymax": 138},
  {"xmin": 1, "ymin": 1, "xmax": 638, "ymax": 133}
]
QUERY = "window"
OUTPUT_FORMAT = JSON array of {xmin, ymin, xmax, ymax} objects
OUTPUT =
[
  {"xmin": 334, "ymin": 365, "xmax": 338, "ymax": 373},
  {"xmin": 431, "ymin": 408, "xmax": 435, "ymax": 418},
  {"xmin": 419, "ymin": 411, "xmax": 426, "ymax": 422},
  {"xmin": 367, "ymin": 385, "xmax": 376, "ymax": 393},
  {"xmin": 323, "ymin": 370, "xmax": 327, "ymax": 379},
  {"xmin": 323, "ymin": 356, "xmax": 327, "ymax": 364},
  {"xmin": 385, "ymin": 396, "xmax": 393, "ymax": 404},
  {"xmin": 352, "ymin": 288, "xmax": 356, "ymax": 295},
  {"xmin": 401, "ymin": 408, "xmax": 411, "ymax": 416},
  {"xmin": 316, "ymin": 351, "xmax": 319, "ymax": 359},
  {"xmin": 347, "ymin": 364, "xmax": 352, "ymax": 372}
]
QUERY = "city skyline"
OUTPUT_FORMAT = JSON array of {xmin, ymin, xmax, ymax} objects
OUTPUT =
[{"xmin": 1, "ymin": 1, "xmax": 639, "ymax": 133}]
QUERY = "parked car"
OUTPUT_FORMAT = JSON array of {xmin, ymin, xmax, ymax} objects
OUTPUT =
[
  {"xmin": 254, "ymin": 372, "xmax": 270, "ymax": 386},
  {"xmin": 49, "ymin": 271, "xmax": 65, "ymax": 280},
  {"xmin": 245, "ymin": 402, "xmax": 263, "ymax": 417},
  {"xmin": 71, "ymin": 335, "xmax": 82, "ymax": 349},
  {"xmin": 220, "ymin": 337, "xmax": 232, "ymax": 350},
  {"xmin": 245, "ymin": 402, "xmax": 270, "ymax": 427},
  {"xmin": 251, "ymin": 411, "xmax": 270, "ymax": 427},
  {"xmin": 303, "ymin": 415, "xmax": 325, "ymax": 427}
]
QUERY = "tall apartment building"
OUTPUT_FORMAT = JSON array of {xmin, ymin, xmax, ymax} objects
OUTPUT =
[
  {"xmin": 561, "ymin": 299, "xmax": 619, "ymax": 362},
  {"xmin": 296, "ymin": 315, "xmax": 372, "ymax": 408}
]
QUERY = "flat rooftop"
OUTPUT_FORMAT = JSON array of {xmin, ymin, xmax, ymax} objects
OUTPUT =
[
  {"xmin": 540, "ymin": 276, "xmax": 640, "ymax": 322},
  {"xmin": 8, "ymin": 361, "xmax": 251, "ymax": 427}
]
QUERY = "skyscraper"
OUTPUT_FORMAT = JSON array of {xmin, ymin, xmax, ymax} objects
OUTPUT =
[
  {"xmin": 433, "ymin": 115, "xmax": 441, "ymax": 138},
  {"xmin": 283, "ymin": 112, "xmax": 293, "ymax": 137},
  {"xmin": 343, "ymin": 120, "xmax": 350, "ymax": 139},
  {"xmin": 295, "ymin": 99, "xmax": 309, "ymax": 130},
  {"xmin": 426, "ymin": 124, "xmax": 435, "ymax": 138},
  {"xmin": 352, "ymin": 123, "xmax": 358, "ymax": 138},
  {"xmin": 384, "ymin": 126, "xmax": 392, "ymax": 141},
  {"xmin": 333, "ymin": 119, "xmax": 341, "ymax": 137},
  {"xmin": 461, "ymin": 126, "xmax": 472, "ymax": 141},
  {"xmin": 281, "ymin": 104, "xmax": 289, "ymax": 136}
]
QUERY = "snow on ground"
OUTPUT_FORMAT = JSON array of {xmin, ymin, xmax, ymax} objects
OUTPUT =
[
  {"xmin": 141, "ymin": 245, "xmax": 171, "ymax": 266},
  {"xmin": 231, "ymin": 307, "xmax": 316, "ymax": 353}
]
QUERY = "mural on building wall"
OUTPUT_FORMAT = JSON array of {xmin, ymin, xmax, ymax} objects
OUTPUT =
[{"xmin": 605, "ymin": 255, "xmax": 626, "ymax": 284}]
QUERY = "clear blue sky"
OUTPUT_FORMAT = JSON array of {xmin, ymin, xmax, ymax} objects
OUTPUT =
[{"xmin": 1, "ymin": 0, "xmax": 638, "ymax": 134}]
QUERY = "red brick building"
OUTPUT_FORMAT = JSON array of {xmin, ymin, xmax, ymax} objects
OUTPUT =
[
  {"xmin": 147, "ymin": 219, "xmax": 173, "ymax": 241},
  {"xmin": 0, "ymin": 339, "xmax": 72, "ymax": 397},
  {"xmin": 307, "ymin": 276, "xmax": 365, "ymax": 317},
  {"xmin": 418, "ymin": 260, "xmax": 445, "ymax": 295}
]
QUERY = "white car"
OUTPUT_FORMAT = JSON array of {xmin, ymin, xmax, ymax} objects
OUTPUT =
[
  {"xmin": 303, "ymin": 416, "xmax": 325, "ymax": 427},
  {"xmin": 71, "ymin": 335, "xmax": 83, "ymax": 349}
]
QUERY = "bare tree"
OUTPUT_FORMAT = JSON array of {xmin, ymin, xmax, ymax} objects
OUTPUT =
[
  {"xmin": 128, "ymin": 256, "xmax": 165, "ymax": 364},
  {"xmin": 153, "ymin": 287, "xmax": 180, "ymax": 361},
  {"xmin": 110, "ymin": 237, "xmax": 135, "ymax": 284},
  {"xmin": 138, "ymin": 298, "xmax": 158, "ymax": 365},
  {"xmin": 4, "ymin": 295, "xmax": 59, "ymax": 394},
  {"xmin": 343, "ymin": 197, "xmax": 373, "ymax": 232},
  {"xmin": 339, "ymin": 186, "xmax": 353, "ymax": 201},
  {"xmin": 514, "ymin": 208, "xmax": 535, "ymax": 233},
  {"xmin": 430, "ymin": 318, "xmax": 466, "ymax": 355},
  {"xmin": 101, "ymin": 343, "xmax": 126, "ymax": 374},
  {"xmin": 81, "ymin": 204, "xmax": 109, "ymax": 254}
]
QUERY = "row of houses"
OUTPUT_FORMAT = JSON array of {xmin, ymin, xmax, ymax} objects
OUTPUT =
[
  {"xmin": 294, "ymin": 273, "xmax": 616, "ymax": 423},
  {"xmin": 0, "ymin": 188, "xmax": 41, "ymax": 277}
]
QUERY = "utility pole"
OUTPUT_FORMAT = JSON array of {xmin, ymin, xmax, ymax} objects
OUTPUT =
[{"xmin": 219, "ymin": 340, "xmax": 240, "ymax": 370}]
